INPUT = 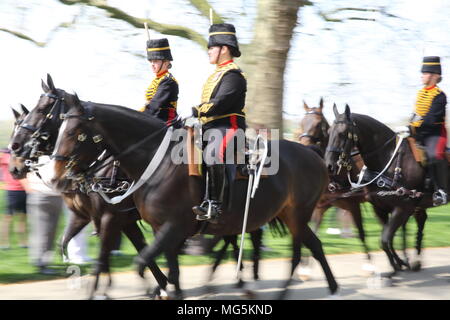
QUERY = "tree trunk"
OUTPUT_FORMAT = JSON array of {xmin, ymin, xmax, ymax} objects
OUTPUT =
[{"xmin": 243, "ymin": 0, "xmax": 301, "ymax": 132}]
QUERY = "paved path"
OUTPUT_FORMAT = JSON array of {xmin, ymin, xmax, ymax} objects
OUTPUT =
[{"xmin": 1, "ymin": 247, "xmax": 450, "ymax": 300}]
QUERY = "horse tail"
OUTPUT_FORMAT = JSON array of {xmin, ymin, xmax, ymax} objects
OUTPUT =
[
  {"xmin": 305, "ymin": 144, "xmax": 324, "ymax": 158},
  {"xmin": 267, "ymin": 217, "xmax": 288, "ymax": 238}
]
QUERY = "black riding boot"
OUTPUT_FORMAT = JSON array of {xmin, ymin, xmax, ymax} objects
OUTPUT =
[
  {"xmin": 192, "ymin": 164, "xmax": 226, "ymax": 222},
  {"xmin": 431, "ymin": 160, "xmax": 448, "ymax": 206}
]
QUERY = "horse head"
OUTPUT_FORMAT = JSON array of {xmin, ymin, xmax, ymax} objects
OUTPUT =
[
  {"xmin": 8, "ymin": 74, "xmax": 72, "ymax": 178},
  {"xmin": 325, "ymin": 103, "xmax": 358, "ymax": 177},
  {"xmin": 50, "ymin": 94, "xmax": 105, "ymax": 191},
  {"xmin": 8, "ymin": 105, "xmax": 29, "ymax": 179},
  {"xmin": 298, "ymin": 97, "xmax": 330, "ymax": 151}
]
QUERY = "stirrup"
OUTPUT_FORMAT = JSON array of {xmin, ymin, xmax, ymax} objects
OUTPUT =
[
  {"xmin": 432, "ymin": 189, "xmax": 447, "ymax": 206},
  {"xmin": 194, "ymin": 200, "xmax": 221, "ymax": 223}
]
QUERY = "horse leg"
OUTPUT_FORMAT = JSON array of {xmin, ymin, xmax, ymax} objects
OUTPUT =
[
  {"xmin": 346, "ymin": 202, "xmax": 374, "ymax": 273},
  {"xmin": 228, "ymin": 235, "xmax": 247, "ymax": 288},
  {"xmin": 300, "ymin": 225, "xmax": 339, "ymax": 296},
  {"xmin": 164, "ymin": 242, "xmax": 185, "ymax": 300},
  {"xmin": 209, "ymin": 237, "xmax": 231, "ymax": 282},
  {"xmin": 61, "ymin": 212, "xmax": 90, "ymax": 261},
  {"xmin": 278, "ymin": 233, "xmax": 302, "ymax": 300},
  {"xmin": 135, "ymin": 221, "xmax": 186, "ymax": 298},
  {"xmin": 89, "ymin": 211, "xmax": 121, "ymax": 300},
  {"xmin": 250, "ymin": 228, "xmax": 263, "ymax": 281},
  {"xmin": 411, "ymin": 208, "xmax": 427, "ymax": 271},
  {"xmin": 400, "ymin": 221, "xmax": 410, "ymax": 269},
  {"xmin": 380, "ymin": 207, "xmax": 411, "ymax": 277},
  {"xmin": 311, "ymin": 205, "xmax": 328, "ymax": 234},
  {"xmin": 120, "ymin": 217, "xmax": 169, "ymax": 298}
]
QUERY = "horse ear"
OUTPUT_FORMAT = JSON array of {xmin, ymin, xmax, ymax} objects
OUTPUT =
[
  {"xmin": 319, "ymin": 97, "xmax": 324, "ymax": 110},
  {"xmin": 333, "ymin": 103, "xmax": 339, "ymax": 119},
  {"xmin": 303, "ymin": 100, "xmax": 310, "ymax": 111},
  {"xmin": 11, "ymin": 107, "xmax": 20, "ymax": 120},
  {"xmin": 73, "ymin": 93, "xmax": 84, "ymax": 113},
  {"xmin": 345, "ymin": 104, "xmax": 351, "ymax": 120},
  {"xmin": 41, "ymin": 79, "xmax": 50, "ymax": 93},
  {"xmin": 47, "ymin": 74, "xmax": 56, "ymax": 92},
  {"xmin": 20, "ymin": 104, "xmax": 29, "ymax": 115}
]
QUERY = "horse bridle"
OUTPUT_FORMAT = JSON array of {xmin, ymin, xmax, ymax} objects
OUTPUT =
[
  {"xmin": 299, "ymin": 110, "xmax": 329, "ymax": 146},
  {"xmin": 17, "ymin": 91, "xmax": 68, "ymax": 161},
  {"xmin": 51, "ymin": 110, "xmax": 105, "ymax": 181},
  {"xmin": 326, "ymin": 118, "xmax": 359, "ymax": 173}
]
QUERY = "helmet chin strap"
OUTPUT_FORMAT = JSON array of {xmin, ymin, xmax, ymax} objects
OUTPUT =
[
  {"xmin": 156, "ymin": 60, "xmax": 168, "ymax": 75},
  {"xmin": 214, "ymin": 46, "xmax": 223, "ymax": 65}
]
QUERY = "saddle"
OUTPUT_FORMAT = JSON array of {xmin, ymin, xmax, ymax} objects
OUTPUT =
[
  {"xmin": 407, "ymin": 137, "xmax": 450, "ymax": 166},
  {"xmin": 186, "ymin": 126, "xmax": 267, "ymax": 180}
]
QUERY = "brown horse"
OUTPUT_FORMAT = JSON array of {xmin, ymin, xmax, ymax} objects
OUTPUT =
[
  {"xmin": 298, "ymin": 99, "xmax": 372, "ymax": 264},
  {"xmin": 299, "ymin": 99, "xmax": 428, "ymax": 273},
  {"xmin": 8, "ymin": 77, "xmax": 170, "ymax": 299},
  {"xmin": 9, "ymin": 76, "xmax": 269, "ymax": 297},
  {"xmin": 325, "ymin": 104, "xmax": 431, "ymax": 278},
  {"xmin": 49, "ymin": 93, "xmax": 339, "ymax": 299}
]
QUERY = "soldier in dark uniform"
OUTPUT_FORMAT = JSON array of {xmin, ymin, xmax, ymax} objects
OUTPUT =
[
  {"xmin": 410, "ymin": 56, "xmax": 448, "ymax": 206},
  {"xmin": 191, "ymin": 23, "xmax": 247, "ymax": 221},
  {"xmin": 139, "ymin": 38, "xmax": 179, "ymax": 125}
]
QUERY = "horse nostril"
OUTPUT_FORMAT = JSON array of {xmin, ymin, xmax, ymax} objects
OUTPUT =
[{"xmin": 11, "ymin": 143, "xmax": 20, "ymax": 151}]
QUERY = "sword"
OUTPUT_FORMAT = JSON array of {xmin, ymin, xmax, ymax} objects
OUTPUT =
[
  {"xmin": 235, "ymin": 135, "xmax": 265, "ymax": 278},
  {"xmin": 235, "ymin": 165, "xmax": 255, "ymax": 278}
]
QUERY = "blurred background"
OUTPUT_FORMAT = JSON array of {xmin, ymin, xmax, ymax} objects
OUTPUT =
[{"xmin": 1, "ymin": 0, "xmax": 450, "ymax": 286}]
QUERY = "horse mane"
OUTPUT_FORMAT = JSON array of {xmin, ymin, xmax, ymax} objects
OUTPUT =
[
  {"xmin": 351, "ymin": 113, "xmax": 394, "ymax": 134},
  {"xmin": 82, "ymin": 100, "xmax": 166, "ymax": 132}
]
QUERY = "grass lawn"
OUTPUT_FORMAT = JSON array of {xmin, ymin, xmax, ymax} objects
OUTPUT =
[{"xmin": 0, "ymin": 190, "xmax": 449, "ymax": 284}]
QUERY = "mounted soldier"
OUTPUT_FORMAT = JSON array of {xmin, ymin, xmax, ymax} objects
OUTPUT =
[
  {"xmin": 191, "ymin": 23, "xmax": 247, "ymax": 222},
  {"xmin": 410, "ymin": 56, "xmax": 448, "ymax": 206},
  {"xmin": 139, "ymin": 38, "xmax": 179, "ymax": 125}
]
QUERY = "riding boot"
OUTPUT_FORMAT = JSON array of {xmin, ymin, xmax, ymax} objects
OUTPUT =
[
  {"xmin": 192, "ymin": 164, "xmax": 226, "ymax": 222},
  {"xmin": 432, "ymin": 160, "xmax": 448, "ymax": 206}
]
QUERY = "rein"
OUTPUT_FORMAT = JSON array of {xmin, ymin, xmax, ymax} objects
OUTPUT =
[
  {"xmin": 348, "ymin": 135, "xmax": 405, "ymax": 189},
  {"xmin": 53, "ymin": 109, "xmax": 186, "ymax": 203},
  {"xmin": 327, "ymin": 116, "xmax": 406, "ymax": 191},
  {"xmin": 82, "ymin": 116, "xmax": 184, "ymax": 179}
]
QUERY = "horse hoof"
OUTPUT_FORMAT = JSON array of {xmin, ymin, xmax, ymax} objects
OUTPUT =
[
  {"xmin": 367, "ymin": 273, "xmax": 395, "ymax": 289},
  {"xmin": 243, "ymin": 289, "xmax": 256, "ymax": 300},
  {"xmin": 235, "ymin": 280, "xmax": 245, "ymax": 288},
  {"xmin": 134, "ymin": 257, "xmax": 146, "ymax": 278},
  {"xmin": 91, "ymin": 294, "xmax": 110, "ymax": 300},
  {"xmin": 361, "ymin": 263, "xmax": 376, "ymax": 277},
  {"xmin": 411, "ymin": 260, "xmax": 422, "ymax": 272},
  {"xmin": 297, "ymin": 267, "xmax": 312, "ymax": 281},
  {"xmin": 328, "ymin": 291, "xmax": 341, "ymax": 300}
]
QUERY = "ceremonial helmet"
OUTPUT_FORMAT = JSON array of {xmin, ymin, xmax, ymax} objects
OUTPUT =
[
  {"xmin": 421, "ymin": 56, "xmax": 441, "ymax": 75},
  {"xmin": 146, "ymin": 38, "xmax": 173, "ymax": 61},
  {"xmin": 208, "ymin": 23, "xmax": 241, "ymax": 57}
]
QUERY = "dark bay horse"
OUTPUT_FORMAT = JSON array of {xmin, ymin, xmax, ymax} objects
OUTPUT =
[
  {"xmin": 9, "ymin": 75, "xmax": 266, "ymax": 297},
  {"xmin": 325, "ymin": 104, "xmax": 432, "ymax": 277},
  {"xmin": 49, "ymin": 94, "xmax": 339, "ymax": 299},
  {"xmin": 8, "ymin": 78, "xmax": 170, "ymax": 299},
  {"xmin": 299, "ymin": 99, "xmax": 373, "ymax": 267}
]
